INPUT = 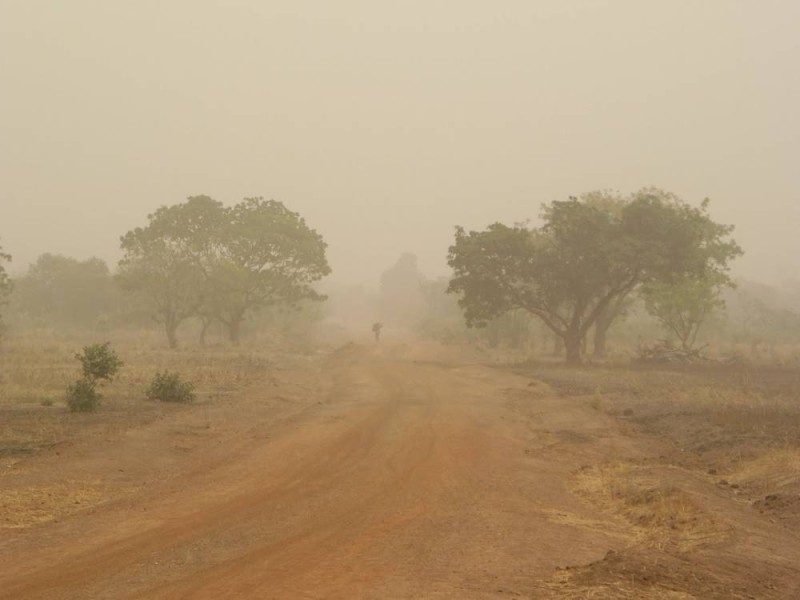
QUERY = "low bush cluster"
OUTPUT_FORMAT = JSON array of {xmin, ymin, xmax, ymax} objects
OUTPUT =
[
  {"xmin": 146, "ymin": 371, "xmax": 196, "ymax": 403},
  {"xmin": 66, "ymin": 377, "xmax": 101, "ymax": 413}
]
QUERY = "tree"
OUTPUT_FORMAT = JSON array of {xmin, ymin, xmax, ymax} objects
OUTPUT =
[
  {"xmin": 0, "ymin": 240, "xmax": 11, "ymax": 334},
  {"xmin": 447, "ymin": 189, "xmax": 742, "ymax": 365},
  {"xmin": 66, "ymin": 342, "xmax": 123, "ymax": 413},
  {"xmin": 119, "ymin": 195, "xmax": 330, "ymax": 347},
  {"xmin": 205, "ymin": 197, "xmax": 331, "ymax": 344},
  {"xmin": 117, "ymin": 196, "xmax": 224, "ymax": 348},
  {"xmin": 641, "ymin": 273, "xmax": 728, "ymax": 351},
  {"xmin": 592, "ymin": 294, "xmax": 633, "ymax": 358},
  {"xmin": 12, "ymin": 254, "xmax": 117, "ymax": 328},
  {"xmin": 577, "ymin": 191, "xmax": 632, "ymax": 359}
]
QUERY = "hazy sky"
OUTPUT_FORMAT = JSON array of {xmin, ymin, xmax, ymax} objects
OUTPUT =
[{"xmin": 1, "ymin": 1, "xmax": 798, "ymax": 284}]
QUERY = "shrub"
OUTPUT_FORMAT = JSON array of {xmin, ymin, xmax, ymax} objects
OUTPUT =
[
  {"xmin": 66, "ymin": 378, "xmax": 100, "ymax": 413},
  {"xmin": 75, "ymin": 342, "xmax": 123, "ymax": 382},
  {"xmin": 65, "ymin": 342, "xmax": 123, "ymax": 413},
  {"xmin": 146, "ymin": 371, "xmax": 196, "ymax": 403}
]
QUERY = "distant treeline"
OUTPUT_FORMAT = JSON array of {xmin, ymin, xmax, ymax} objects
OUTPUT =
[{"xmin": 3, "ymin": 188, "xmax": 800, "ymax": 363}]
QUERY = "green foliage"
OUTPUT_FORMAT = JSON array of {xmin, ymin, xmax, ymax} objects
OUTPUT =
[
  {"xmin": 10, "ymin": 254, "xmax": 118, "ymax": 328},
  {"xmin": 117, "ymin": 195, "xmax": 222, "ymax": 348},
  {"xmin": 66, "ymin": 377, "xmax": 100, "ymax": 413},
  {"xmin": 76, "ymin": 342, "xmax": 123, "ymax": 382},
  {"xmin": 65, "ymin": 342, "xmax": 123, "ymax": 413},
  {"xmin": 118, "ymin": 195, "xmax": 331, "ymax": 346},
  {"xmin": 146, "ymin": 371, "xmax": 196, "ymax": 403},
  {"xmin": 447, "ymin": 188, "xmax": 742, "ymax": 364},
  {"xmin": 642, "ymin": 274, "xmax": 729, "ymax": 350},
  {"xmin": 207, "ymin": 197, "xmax": 331, "ymax": 343},
  {"xmin": 481, "ymin": 309, "xmax": 539, "ymax": 349}
]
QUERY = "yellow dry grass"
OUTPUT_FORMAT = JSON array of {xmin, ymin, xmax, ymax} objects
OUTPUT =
[
  {"xmin": 730, "ymin": 448, "xmax": 800, "ymax": 492},
  {"xmin": 573, "ymin": 463, "xmax": 725, "ymax": 551},
  {"xmin": 0, "ymin": 330, "xmax": 274, "ymax": 407},
  {"xmin": 0, "ymin": 479, "xmax": 105, "ymax": 529}
]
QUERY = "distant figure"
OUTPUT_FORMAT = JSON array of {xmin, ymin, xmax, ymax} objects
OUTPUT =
[{"xmin": 372, "ymin": 322, "xmax": 383, "ymax": 342}]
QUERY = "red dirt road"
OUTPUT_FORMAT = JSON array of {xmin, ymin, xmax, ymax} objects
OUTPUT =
[{"xmin": 1, "ymin": 345, "xmax": 799, "ymax": 598}]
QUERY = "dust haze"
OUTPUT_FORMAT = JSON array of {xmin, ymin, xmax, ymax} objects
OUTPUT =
[
  {"xmin": 3, "ymin": 3, "xmax": 800, "ymax": 599},
  {"xmin": 2, "ymin": 1, "xmax": 798, "ymax": 283}
]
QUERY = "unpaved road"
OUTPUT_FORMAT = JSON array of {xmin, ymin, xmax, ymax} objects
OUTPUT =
[{"xmin": 2, "ymin": 344, "xmax": 799, "ymax": 598}]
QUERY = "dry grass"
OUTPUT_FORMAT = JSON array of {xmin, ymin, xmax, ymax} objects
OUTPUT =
[
  {"xmin": 573, "ymin": 462, "xmax": 724, "ymax": 551},
  {"xmin": 0, "ymin": 330, "xmax": 280, "ymax": 468},
  {"xmin": 516, "ymin": 359, "xmax": 800, "ymax": 600},
  {"xmin": 0, "ymin": 330, "xmax": 301, "ymax": 531},
  {"xmin": 519, "ymin": 361, "xmax": 800, "ymax": 464},
  {"xmin": 0, "ymin": 330, "xmax": 274, "ymax": 406},
  {"xmin": 0, "ymin": 479, "xmax": 106, "ymax": 529}
]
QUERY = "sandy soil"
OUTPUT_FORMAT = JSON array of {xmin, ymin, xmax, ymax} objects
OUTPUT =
[{"xmin": 1, "ymin": 343, "xmax": 798, "ymax": 598}]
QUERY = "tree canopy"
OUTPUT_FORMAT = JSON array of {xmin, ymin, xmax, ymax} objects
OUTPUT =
[
  {"xmin": 204, "ymin": 197, "xmax": 331, "ymax": 343},
  {"xmin": 117, "ymin": 196, "xmax": 218, "ymax": 348},
  {"xmin": 447, "ymin": 189, "xmax": 742, "ymax": 364},
  {"xmin": 642, "ymin": 272, "xmax": 729, "ymax": 351},
  {"xmin": 118, "ymin": 195, "xmax": 330, "ymax": 347},
  {"xmin": 12, "ymin": 254, "xmax": 116, "ymax": 328}
]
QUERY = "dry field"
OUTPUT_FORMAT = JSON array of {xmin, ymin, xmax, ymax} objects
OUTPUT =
[
  {"xmin": 1, "ymin": 336, "xmax": 799, "ymax": 598},
  {"xmin": 519, "ymin": 360, "xmax": 800, "ymax": 596},
  {"xmin": 0, "ymin": 332, "xmax": 291, "ymax": 529}
]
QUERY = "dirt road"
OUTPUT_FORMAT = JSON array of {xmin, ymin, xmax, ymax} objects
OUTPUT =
[{"xmin": 2, "ymin": 344, "xmax": 799, "ymax": 598}]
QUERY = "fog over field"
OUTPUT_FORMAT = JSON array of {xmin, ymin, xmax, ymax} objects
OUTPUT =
[{"xmin": 1, "ymin": 1, "xmax": 798, "ymax": 284}]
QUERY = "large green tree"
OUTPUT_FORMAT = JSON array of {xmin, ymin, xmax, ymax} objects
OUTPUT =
[
  {"xmin": 117, "ymin": 196, "xmax": 223, "ymax": 348},
  {"xmin": 119, "ymin": 195, "xmax": 330, "ymax": 347},
  {"xmin": 447, "ymin": 189, "xmax": 742, "ymax": 364},
  {"xmin": 205, "ymin": 197, "xmax": 331, "ymax": 344}
]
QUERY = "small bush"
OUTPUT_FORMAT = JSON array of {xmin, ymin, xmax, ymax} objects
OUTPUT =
[
  {"xmin": 76, "ymin": 342, "xmax": 123, "ymax": 382},
  {"xmin": 65, "ymin": 342, "xmax": 123, "ymax": 413},
  {"xmin": 66, "ymin": 378, "xmax": 100, "ymax": 413},
  {"xmin": 146, "ymin": 371, "xmax": 196, "ymax": 403}
]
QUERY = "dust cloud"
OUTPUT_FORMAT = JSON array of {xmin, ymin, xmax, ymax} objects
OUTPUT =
[{"xmin": 1, "ymin": 1, "xmax": 798, "ymax": 284}]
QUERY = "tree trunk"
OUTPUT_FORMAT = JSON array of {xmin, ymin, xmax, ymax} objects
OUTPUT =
[
  {"xmin": 593, "ymin": 321, "xmax": 608, "ymax": 359},
  {"xmin": 680, "ymin": 334, "xmax": 692, "ymax": 352},
  {"xmin": 199, "ymin": 318, "xmax": 211, "ymax": 347},
  {"xmin": 165, "ymin": 318, "xmax": 179, "ymax": 350},
  {"xmin": 226, "ymin": 317, "xmax": 242, "ymax": 345},
  {"xmin": 564, "ymin": 332, "xmax": 583, "ymax": 366},
  {"xmin": 552, "ymin": 333, "xmax": 564, "ymax": 357},
  {"xmin": 592, "ymin": 303, "xmax": 617, "ymax": 359}
]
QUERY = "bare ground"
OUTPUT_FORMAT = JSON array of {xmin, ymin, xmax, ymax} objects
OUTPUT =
[{"xmin": 1, "ymin": 344, "xmax": 799, "ymax": 598}]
